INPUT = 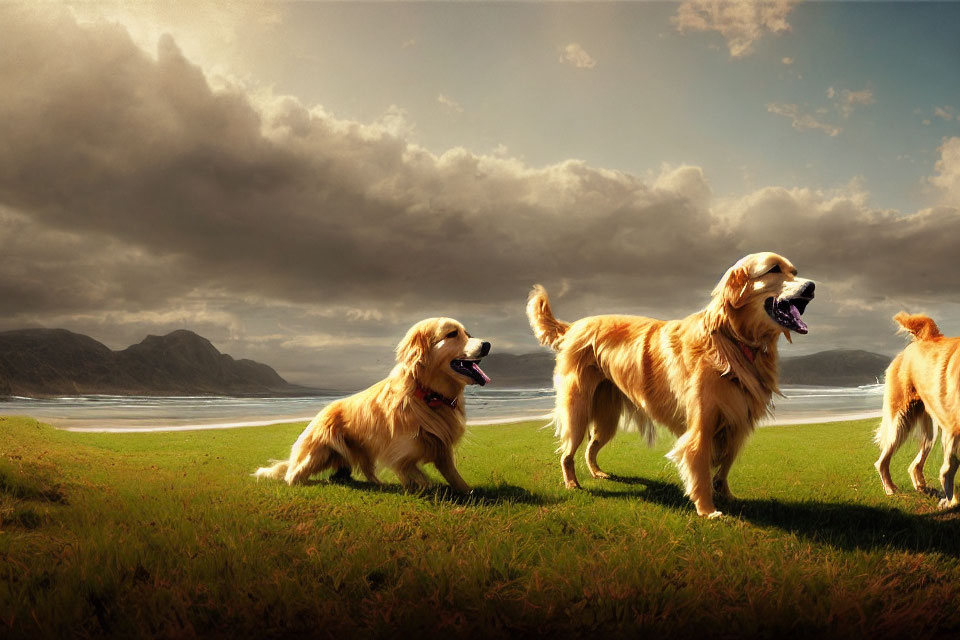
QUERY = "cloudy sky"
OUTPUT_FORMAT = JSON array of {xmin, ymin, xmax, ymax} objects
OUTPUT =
[{"xmin": 2, "ymin": 1, "xmax": 960, "ymax": 390}]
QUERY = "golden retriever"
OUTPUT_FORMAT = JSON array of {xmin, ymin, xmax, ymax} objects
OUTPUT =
[
  {"xmin": 255, "ymin": 318, "xmax": 490, "ymax": 492},
  {"xmin": 875, "ymin": 312, "xmax": 959, "ymax": 509},
  {"xmin": 527, "ymin": 252, "xmax": 815, "ymax": 518}
]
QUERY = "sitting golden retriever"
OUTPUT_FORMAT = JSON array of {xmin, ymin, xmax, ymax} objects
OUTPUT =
[
  {"xmin": 527, "ymin": 252, "xmax": 815, "ymax": 518},
  {"xmin": 255, "ymin": 318, "xmax": 490, "ymax": 492},
  {"xmin": 875, "ymin": 312, "xmax": 959, "ymax": 509}
]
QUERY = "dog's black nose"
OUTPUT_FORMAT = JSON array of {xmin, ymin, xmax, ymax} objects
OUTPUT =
[
  {"xmin": 800, "ymin": 281, "xmax": 815, "ymax": 298},
  {"xmin": 480, "ymin": 341, "xmax": 491, "ymax": 357}
]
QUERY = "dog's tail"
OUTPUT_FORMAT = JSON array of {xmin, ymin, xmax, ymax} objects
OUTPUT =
[
  {"xmin": 527, "ymin": 284, "xmax": 570, "ymax": 351},
  {"xmin": 253, "ymin": 460, "xmax": 289, "ymax": 481},
  {"xmin": 893, "ymin": 312, "xmax": 943, "ymax": 342}
]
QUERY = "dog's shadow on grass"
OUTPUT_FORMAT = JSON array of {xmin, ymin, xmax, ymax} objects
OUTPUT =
[
  {"xmin": 587, "ymin": 474, "xmax": 689, "ymax": 505},
  {"xmin": 594, "ymin": 474, "xmax": 960, "ymax": 557},
  {"xmin": 318, "ymin": 476, "xmax": 557, "ymax": 506},
  {"xmin": 727, "ymin": 497, "xmax": 960, "ymax": 557}
]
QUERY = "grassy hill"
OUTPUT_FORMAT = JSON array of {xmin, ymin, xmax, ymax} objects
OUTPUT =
[{"xmin": 2, "ymin": 415, "xmax": 959, "ymax": 637}]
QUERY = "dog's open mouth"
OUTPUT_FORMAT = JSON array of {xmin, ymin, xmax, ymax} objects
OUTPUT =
[
  {"xmin": 451, "ymin": 359, "xmax": 491, "ymax": 386},
  {"xmin": 764, "ymin": 296, "xmax": 812, "ymax": 334}
]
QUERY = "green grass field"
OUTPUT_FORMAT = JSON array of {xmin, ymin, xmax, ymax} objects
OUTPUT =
[{"xmin": 2, "ymin": 414, "xmax": 959, "ymax": 638}]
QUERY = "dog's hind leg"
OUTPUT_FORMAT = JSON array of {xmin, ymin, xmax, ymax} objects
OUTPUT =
[
  {"xmin": 555, "ymin": 368, "xmax": 601, "ymax": 489},
  {"xmin": 585, "ymin": 381, "xmax": 621, "ymax": 480},
  {"xmin": 938, "ymin": 428, "xmax": 960, "ymax": 510},
  {"xmin": 908, "ymin": 412, "xmax": 936, "ymax": 493},
  {"xmin": 395, "ymin": 460, "xmax": 430, "ymax": 492},
  {"xmin": 328, "ymin": 450, "xmax": 353, "ymax": 481},
  {"xmin": 875, "ymin": 391, "xmax": 917, "ymax": 496},
  {"xmin": 350, "ymin": 448, "xmax": 380, "ymax": 486},
  {"xmin": 284, "ymin": 444, "xmax": 335, "ymax": 485}
]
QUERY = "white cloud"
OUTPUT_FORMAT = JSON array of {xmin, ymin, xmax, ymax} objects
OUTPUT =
[
  {"xmin": 934, "ymin": 106, "xmax": 958, "ymax": 122},
  {"xmin": 830, "ymin": 86, "xmax": 875, "ymax": 118},
  {"xmin": 929, "ymin": 137, "xmax": 960, "ymax": 205},
  {"xmin": 767, "ymin": 102, "xmax": 842, "ymax": 136},
  {"xmin": 437, "ymin": 93, "xmax": 464, "ymax": 115},
  {"xmin": 672, "ymin": 0, "xmax": 798, "ymax": 58},
  {"xmin": 560, "ymin": 43, "xmax": 597, "ymax": 69},
  {"xmin": 767, "ymin": 86, "xmax": 873, "ymax": 137}
]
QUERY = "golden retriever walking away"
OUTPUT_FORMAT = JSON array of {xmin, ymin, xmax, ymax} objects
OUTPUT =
[
  {"xmin": 875, "ymin": 312, "xmax": 960, "ymax": 509},
  {"xmin": 528, "ymin": 252, "xmax": 815, "ymax": 518},
  {"xmin": 255, "ymin": 318, "xmax": 490, "ymax": 492}
]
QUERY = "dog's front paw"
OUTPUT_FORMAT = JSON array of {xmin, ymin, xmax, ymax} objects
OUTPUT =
[{"xmin": 706, "ymin": 511, "xmax": 724, "ymax": 520}]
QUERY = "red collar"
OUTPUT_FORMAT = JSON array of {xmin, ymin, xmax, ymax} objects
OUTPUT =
[
  {"xmin": 414, "ymin": 385, "xmax": 458, "ymax": 410},
  {"xmin": 737, "ymin": 340, "xmax": 758, "ymax": 364}
]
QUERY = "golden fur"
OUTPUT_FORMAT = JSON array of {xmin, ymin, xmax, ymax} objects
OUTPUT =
[
  {"xmin": 875, "ymin": 312, "xmax": 960, "ymax": 509},
  {"xmin": 255, "ymin": 318, "xmax": 490, "ymax": 492},
  {"xmin": 527, "ymin": 252, "xmax": 815, "ymax": 517}
]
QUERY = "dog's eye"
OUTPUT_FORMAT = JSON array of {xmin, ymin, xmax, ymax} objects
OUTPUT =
[
  {"xmin": 445, "ymin": 330, "xmax": 459, "ymax": 339},
  {"xmin": 766, "ymin": 265, "xmax": 782, "ymax": 275}
]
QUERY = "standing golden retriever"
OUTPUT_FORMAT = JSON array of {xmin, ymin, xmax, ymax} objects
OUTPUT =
[
  {"xmin": 875, "ymin": 312, "xmax": 959, "ymax": 509},
  {"xmin": 255, "ymin": 318, "xmax": 490, "ymax": 492},
  {"xmin": 527, "ymin": 252, "xmax": 815, "ymax": 518}
]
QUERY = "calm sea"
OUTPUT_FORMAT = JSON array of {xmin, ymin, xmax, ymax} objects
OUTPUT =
[{"xmin": 1, "ymin": 384, "xmax": 884, "ymax": 432}]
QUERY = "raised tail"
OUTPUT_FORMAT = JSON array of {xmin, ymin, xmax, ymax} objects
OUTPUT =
[
  {"xmin": 527, "ymin": 284, "xmax": 570, "ymax": 351},
  {"xmin": 893, "ymin": 312, "xmax": 942, "ymax": 342}
]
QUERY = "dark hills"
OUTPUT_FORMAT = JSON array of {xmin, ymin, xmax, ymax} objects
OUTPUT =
[
  {"xmin": 480, "ymin": 348, "xmax": 892, "ymax": 388},
  {"xmin": 0, "ymin": 327, "xmax": 894, "ymax": 397},
  {"xmin": 777, "ymin": 349, "xmax": 891, "ymax": 387},
  {"xmin": 0, "ymin": 328, "xmax": 317, "ymax": 397}
]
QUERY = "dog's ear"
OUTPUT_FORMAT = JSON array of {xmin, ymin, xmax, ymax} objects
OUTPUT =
[
  {"xmin": 396, "ymin": 321, "xmax": 433, "ymax": 378},
  {"xmin": 713, "ymin": 262, "xmax": 752, "ymax": 309}
]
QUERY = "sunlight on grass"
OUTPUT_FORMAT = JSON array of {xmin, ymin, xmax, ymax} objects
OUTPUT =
[{"xmin": 1, "ymin": 414, "xmax": 958, "ymax": 636}]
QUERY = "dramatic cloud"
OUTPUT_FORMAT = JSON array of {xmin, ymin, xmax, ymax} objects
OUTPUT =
[
  {"xmin": 559, "ymin": 43, "xmax": 597, "ymax": 69},
  {"xmin": 2, "ymin": 7, "xmax": 959, "ymax": 388},
  {"xmin": 672, "ymin": 0, "xmax": 798, "ymax": 58}
]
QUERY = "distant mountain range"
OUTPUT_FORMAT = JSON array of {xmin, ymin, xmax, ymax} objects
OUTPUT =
[
  {"xmin": 480, "ymin": 348, "xmax": 892, "ymax": 388},
  {"xmin": 0, "ymin": 327, "xmax": 893, "ymax": 398},
  {"xmin": 0, "ymin": 329, "xmax": 321, "ymax": 397},
  {"xmin": 778, "ymin": 349, "xmax": 891, "ymax": 387}
]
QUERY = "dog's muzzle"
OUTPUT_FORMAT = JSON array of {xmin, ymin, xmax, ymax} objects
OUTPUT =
[
  {"xmin": 451, "ymin": 340, "xmax": 491, "ymax": 386},
  {"xmin": 764, "ymin": 281, "xmax": 815, "ymax": 334}
]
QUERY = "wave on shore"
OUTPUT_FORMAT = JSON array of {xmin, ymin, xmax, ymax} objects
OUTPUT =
[{"xmin": 4, "ymin": 384, "xmax": 884, "ymax": 433}]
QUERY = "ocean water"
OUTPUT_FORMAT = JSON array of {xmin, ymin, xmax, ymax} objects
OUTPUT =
[{"xmin": 1, "ymin": 384, "xmax": 885, "ymax": 432}]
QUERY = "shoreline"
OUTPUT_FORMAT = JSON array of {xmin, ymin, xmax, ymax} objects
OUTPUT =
[{"xmin": 51, "ymin": 410, "xmax": 883, "ymax": 433}]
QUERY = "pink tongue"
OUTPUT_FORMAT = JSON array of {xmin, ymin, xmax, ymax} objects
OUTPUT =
[
  {"xmin": 471, "ymin": 362, "xmax": 491, "ymax": 384},
  {"xmin": 789, "ymin": 303, "xmax": 808, "ymax": 333}
]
